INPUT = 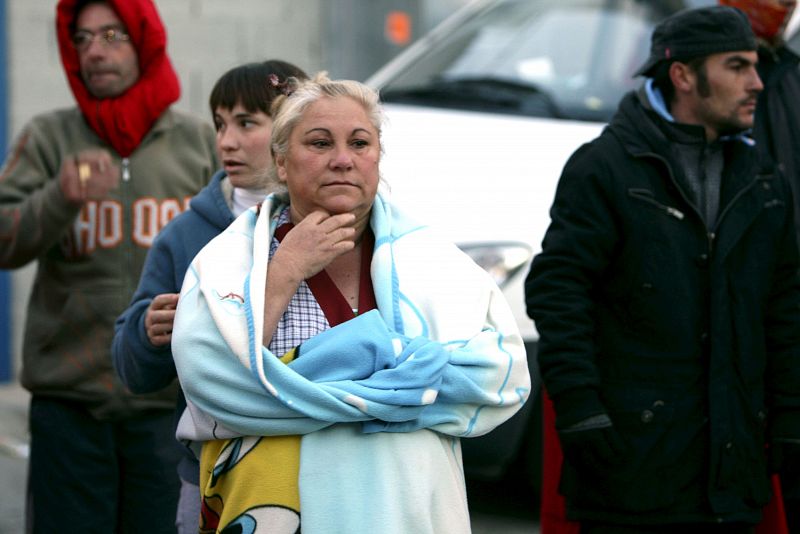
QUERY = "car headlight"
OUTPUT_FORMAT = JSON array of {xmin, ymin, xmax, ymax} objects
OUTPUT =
[{"xmin": 458, "ymin": 242, "xmax": 533, "ymax": 288}]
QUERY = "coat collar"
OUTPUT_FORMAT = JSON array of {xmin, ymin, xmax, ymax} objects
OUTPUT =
[{"xmin": 607, "ymin": 85, "xmax": 773, "ymax": 262}]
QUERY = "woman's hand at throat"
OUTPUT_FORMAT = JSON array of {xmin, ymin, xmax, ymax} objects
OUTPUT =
[{"xmin": 276, "ymin": 210, "xmax": 358, "ymax": 283}]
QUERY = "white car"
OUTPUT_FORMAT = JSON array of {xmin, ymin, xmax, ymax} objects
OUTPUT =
[{"xmin": 368, "ymin": 0, "xmax": 714, "ymax": 486}]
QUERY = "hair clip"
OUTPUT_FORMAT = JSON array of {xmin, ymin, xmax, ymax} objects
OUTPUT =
[{"xmin": 269, "ymin": 74, "xmax": 294, "ymax": 96}]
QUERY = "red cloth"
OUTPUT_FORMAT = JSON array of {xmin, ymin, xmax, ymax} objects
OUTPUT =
[
  {"xmin": 540, "ymin": 391, "xmax": 788, "ymax": 533},
  {"xmin": 541, "ymin": 391, "xmax": 580, "ymax": 534},
  {"xmin": 718, "ymin": 0, "xmax": 792, "ymax": 41},
  {"xmin": 757, "ymin": 475, "xmax": 789, "ymax": 534},
  {"xmin": 55, "ymin": 0, "xmax": 180, "ymax": 157}
]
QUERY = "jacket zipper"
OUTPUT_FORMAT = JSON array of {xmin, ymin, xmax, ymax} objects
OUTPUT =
[
  {"xmin": 121, "ymin": 157, "xmax": 130, "ymax": 181},
  {"xmin": 637, "ymin": 151, "xmax": 759, "ymax": 257},
  {"xmin": 120, "ymin": 156, "xmax": 135, "ymax": 306},
  {"xmin": 707, "ymin": 231, "xmax": 716, "ymax": 255},
  {"xmin": 628, "ymin": 189, "xmax": 684, "ymax": 220},
  {"xmin": 705, "ymin": 178, "xmax": 760, "ymax": 256},
  {"xmin": 638, "ymin": 151, "xmax": 705, "ymax": 226},
  {"xmin": 710, "ymin": 178, "xmax": 759, "ymax": 233}
]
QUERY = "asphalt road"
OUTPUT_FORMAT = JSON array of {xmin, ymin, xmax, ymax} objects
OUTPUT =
[
  {"xmin": 0, "ymin": 383, "xmax": 539, "ymax": 534},
  {"xmin": 469, "ymin": 477, "xmax": 540, "ymax": 533}
]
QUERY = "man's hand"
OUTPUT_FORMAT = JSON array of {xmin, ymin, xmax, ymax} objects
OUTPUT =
[
  {"xmin": 59, "ymin": 149, "xmax": 119, "ymax": 205},
  {"xmin": 145, "ymin": 293, "xmax": 180, "ymax": 347},
  {"xmin": 558, "ymin": 414, "xmax": 628, "ymax": 473}
]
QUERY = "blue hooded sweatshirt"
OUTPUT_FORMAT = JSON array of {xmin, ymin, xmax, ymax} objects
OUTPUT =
[{"xmin": 112, "ymin": 169, "xmax": 238, "ymax": 483}]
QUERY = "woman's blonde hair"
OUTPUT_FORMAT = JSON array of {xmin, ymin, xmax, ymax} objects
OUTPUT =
[{"xmin": 265, "ymin": 72, "xmax": 384, "ymax": 188}]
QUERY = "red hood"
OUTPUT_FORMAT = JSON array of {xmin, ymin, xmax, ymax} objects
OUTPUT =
[{"xmin": 56, "ymin": 0, "xmax": 180, "ymax": 156}]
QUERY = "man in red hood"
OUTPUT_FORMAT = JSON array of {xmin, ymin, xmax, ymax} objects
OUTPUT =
[
  {"xmin": 716, "ymin": 4, "xmax": 800, "ymax": 531},
  {"xmin": 0, "ymin": 0, "xmax": 217, "ymax": 532}
]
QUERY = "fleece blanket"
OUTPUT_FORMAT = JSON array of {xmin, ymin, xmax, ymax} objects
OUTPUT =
[{"xmin": 172, "ymin": 190, "xmax": 530, "ymax": 533}]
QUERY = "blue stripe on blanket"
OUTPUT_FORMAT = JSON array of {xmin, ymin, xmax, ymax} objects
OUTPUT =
[{"xmin": 244, "ymin": 274, "xmax": 259, "ymax": 388}]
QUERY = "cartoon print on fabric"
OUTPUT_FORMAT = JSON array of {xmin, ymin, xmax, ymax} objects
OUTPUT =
[
  {"xmin": 221, "ymin": 505, "xmax": 300, "ymax": 534},
  {"xmin": 210, "ymin": 436, "xmax": 262, "ymax": 487},
  {"xmin": 200, "ymin": 494, "xmax": 223, "ymax": 533},
  {"xmin": 217, "ymin": 292, "xmax": 245, "ymax": 305},
  {"xmin": 200, "ymin": 434, "xmax": 302, "ymax": 534},
  {"xmin": 199, "ymin": 349, "xmax": 302, "ymax": 534}
]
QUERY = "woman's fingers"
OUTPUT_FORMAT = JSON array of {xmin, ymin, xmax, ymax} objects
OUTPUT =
[{"xmin": 275, "ymin": 211, "xmax": 360, "ymax": 279}]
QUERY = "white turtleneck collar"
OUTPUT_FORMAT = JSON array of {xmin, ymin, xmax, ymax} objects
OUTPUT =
[{"xmin": 231, "ymin": 186, "xmax": 268, "ymax": 217}]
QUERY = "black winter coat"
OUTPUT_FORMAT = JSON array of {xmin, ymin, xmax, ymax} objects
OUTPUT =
[
  {"xmin": 755, "ymin": 45, "xmax": 800, "ymax": 239},
  {"xmin": 526, "ymin": 91, "xmax": 800, "ymax": 524}
]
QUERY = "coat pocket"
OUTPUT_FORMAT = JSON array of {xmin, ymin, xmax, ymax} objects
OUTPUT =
[
  {"xmin": 604, "ymin": 399, "xmax": 681, "ymax": 512},
  {"xmin": 563, "ymin": 396, "xmax": 686, "ymax": 514}
]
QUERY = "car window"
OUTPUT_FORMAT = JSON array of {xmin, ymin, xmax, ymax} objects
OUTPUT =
[{"xmin": 378, "ymin": 0, "xmax": 702, "ymax": 122}]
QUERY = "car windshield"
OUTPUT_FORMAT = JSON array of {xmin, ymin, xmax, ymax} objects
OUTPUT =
[{"xmin": 379, "ymin": 0, "xmax": 706, "ymax": 122}]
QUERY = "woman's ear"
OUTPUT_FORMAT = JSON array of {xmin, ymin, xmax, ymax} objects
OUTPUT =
[{"xmin": 275, "ymin": 154, "xmax": 288, "ymax": 183}]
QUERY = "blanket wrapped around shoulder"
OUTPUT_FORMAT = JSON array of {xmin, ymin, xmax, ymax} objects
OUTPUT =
[{"xmin": 173, "ymin": 191, "xmax": 531, "ymax": 534}]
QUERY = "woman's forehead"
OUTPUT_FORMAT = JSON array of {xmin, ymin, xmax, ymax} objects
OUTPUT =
[{"xmin": 296, "ymin": 97, "xmax": 375, "ymax": 132}]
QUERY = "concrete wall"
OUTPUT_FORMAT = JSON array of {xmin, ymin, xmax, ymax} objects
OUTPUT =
[
  {"xmin": 7, "ymin": 0, "xmax": 327, "ymax": 130},
  {"xmin": 3, "ymin": 0, "xmax": 469, "ymax": 379},
  {"xmin": 6, "ymin": 0, "xmax": 468, "ymax": 131},
  {"xmin": 4, "ymin": 0, "xmax": 329, "ymax": 380}
]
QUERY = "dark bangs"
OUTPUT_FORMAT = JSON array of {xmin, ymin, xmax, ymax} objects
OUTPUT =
[{"xmin": 209, "ymin": 60, "xmax": 308, "ymax": 117}]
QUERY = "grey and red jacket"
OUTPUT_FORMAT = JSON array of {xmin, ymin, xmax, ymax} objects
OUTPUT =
[
  {"xmin": 0, "ymin": 0, "xmax": 218, "ymax": 419},
  {"xmin": 0, "ymin": 107, "xmax": 217, "ymax": 419}
]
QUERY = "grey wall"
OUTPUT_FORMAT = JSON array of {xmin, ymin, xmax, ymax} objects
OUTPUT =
[
  {"xmin": 4, "ymin": 0, "xmax": 469, "ymax": 377},
  {"xmin": 4, "ymin": 0, "xmax": 326, "ymax": 375},
  {"xmin": 7, "ymin": 0, "xmax": 326, "ymax": 132}
]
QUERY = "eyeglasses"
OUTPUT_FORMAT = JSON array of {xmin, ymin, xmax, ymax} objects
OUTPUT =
[{"xmin": 71, "ymin": 28, "xmax": 130, "ymax": 51}]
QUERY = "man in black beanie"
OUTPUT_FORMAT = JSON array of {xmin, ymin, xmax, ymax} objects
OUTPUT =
[{"xmin": 526, "ymin": 5, "xmax": 800, "ymax": 532}]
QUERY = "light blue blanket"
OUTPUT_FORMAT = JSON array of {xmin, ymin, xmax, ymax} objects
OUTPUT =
[{"xmin": 173, "ymin": 191, "xmax": 530, "ymax": 533}]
